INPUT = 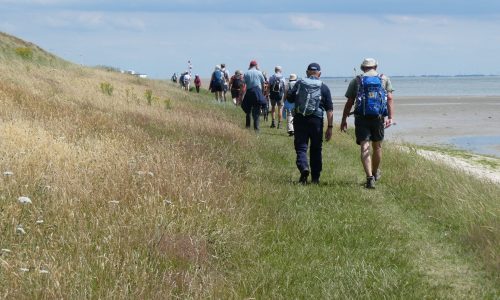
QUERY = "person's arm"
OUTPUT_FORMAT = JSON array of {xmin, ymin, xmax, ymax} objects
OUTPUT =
[
  {"xmin": 340, "ymin": 98, "xmax": 354, "ymax": 132},
  {"xmin": 325, "ymin": 110, "xmax": 334, "ymax": 141},
  {"xmin": 385, "ymin": 92, "xmax": 394, "ymax": 128}
]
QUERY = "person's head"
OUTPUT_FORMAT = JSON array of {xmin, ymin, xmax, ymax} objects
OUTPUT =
[
  {"xmin": 306, "ymin": 63, "xmax": 321, "ymax": 78},
  {"xmin": 215, "ymin": 65, "xmax": 221, "ymax": 71},
  {"xmin": 235, "ymin": 70, "xmax": 242, "ymax": 76},
  {"xmin": 249, "ymin": 60, "xmax": 258, "ymax": 69},
  {"xmin": 289, "ymin": 73, "xmax": 297, "ymax": 81},
  {"xmin": 360, "ymin": 58, "xmax": 377, "ymax": 72},
  {"xmin": 275, "ymin": 66, "xmax": 282, "ymax": 73},
  {"xmin": 221, "ymin": 63, "xmax": 226, "ymax": 69}
]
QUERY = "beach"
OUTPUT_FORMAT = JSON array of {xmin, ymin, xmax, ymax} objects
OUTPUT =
[{"xmin": 334, "ymin": 95, "xmax": 500, "ymax": 156}]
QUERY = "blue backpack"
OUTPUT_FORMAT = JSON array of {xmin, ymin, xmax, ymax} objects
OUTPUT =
[
  {"xmin": 294, "ymin": 78, "xmax": 323, "ymax": 116},
  {"xmin": 354, "ymin": 74, "xmax": 388, "ymax": 117},
  {"xmin": 213, "ymin": 70, "xmax": 223, "ymax": 83}
]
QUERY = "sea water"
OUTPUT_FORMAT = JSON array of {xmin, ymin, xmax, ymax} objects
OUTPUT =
[
  {"xmin": 320, "ymin": 75, "xmax": 500, "ymax": 157},
  {"xmin": 322, "ymin": 75, "xmax": 500, "ymax": 97}
]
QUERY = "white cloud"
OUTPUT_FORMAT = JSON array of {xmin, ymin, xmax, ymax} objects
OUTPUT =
[{"xmin": 289, "ymin": 15, "xmax": 325, "ymax": 30}]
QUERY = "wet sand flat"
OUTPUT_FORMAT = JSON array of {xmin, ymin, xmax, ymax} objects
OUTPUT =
[{"xmin": 334, "ymin": 96, "xmax": 500, "ymax": 155}]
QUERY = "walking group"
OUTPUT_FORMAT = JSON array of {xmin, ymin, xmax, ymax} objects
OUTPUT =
[{"xmin": 178, "ymin": 57, "xmax": 394, "ymax": 189}]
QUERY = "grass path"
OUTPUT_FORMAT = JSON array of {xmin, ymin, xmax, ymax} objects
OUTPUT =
[{"xmin": 214, "ymin": 107, "xmax": 499, "ymax": 298}]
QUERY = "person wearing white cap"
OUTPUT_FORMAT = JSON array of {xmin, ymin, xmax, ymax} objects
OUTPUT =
[
  {"xmin": 340, "ymin": 58, "xmax": 394, "ymax": 189},
  {"xmin": 268, "ymin": 66, "xmax": 286, "ymax": 129}
]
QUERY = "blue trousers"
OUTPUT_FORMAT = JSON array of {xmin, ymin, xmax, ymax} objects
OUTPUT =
[
  {"xmin": 245, "ymin": 105, "xmax": 261, "ymax": 131},
  {"xmin": 293, "ymin": 115, "xmax": 323, "ymax": 180}
]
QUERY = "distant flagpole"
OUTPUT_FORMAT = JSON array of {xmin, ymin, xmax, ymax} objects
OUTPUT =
[{"xmin": 188, "ymin": 60, "xmax": 192, "ymax": 76}]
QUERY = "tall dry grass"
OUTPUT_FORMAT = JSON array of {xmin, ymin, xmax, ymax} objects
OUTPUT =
[{"xmin": 0, "ymin": 42, "xmax": 252, "ymax": 298}]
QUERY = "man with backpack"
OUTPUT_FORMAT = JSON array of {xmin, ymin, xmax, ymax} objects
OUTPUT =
[
  {"xmin": 268, "ymin": 66, "xmax": 286, "ymax": 129},
  {"xmin": 211, "ymin": 65, "xmax": 224, "ymax": 102},
  {"xmin": 229, "ymin": 70, "xmax": 245, "ymax": 105},
  {"xmin": 340, "ymin": 58, "xmax": 394, "ymax": 189},
  {"xmin": 287, "ymin": 63, "xmax": 334, "ymax": 184}
]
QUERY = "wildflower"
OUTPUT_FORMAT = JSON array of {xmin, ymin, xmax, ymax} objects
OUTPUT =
[
  {"xmin": 16, "ymin": 225, "xmax": 26, "ymax": 235},
  {"xmin": 18, "ymin": 196, "xmax": 32, "ymax": 204},
  {"xmin": 20, "ymin": 268, "xmax": 30, "ymax": 272},
  {"xmin": 36, "ymin": 219, "xmax": 44, "ymax": 225},
  {"xmin": 39, "ymin": 269, "xmax": 49, "ymax": 274}
]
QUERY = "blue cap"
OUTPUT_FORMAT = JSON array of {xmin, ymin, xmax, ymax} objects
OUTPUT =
[{"xmin": 307, "ymin": 62, "xmax": 321, "ymax": 71}]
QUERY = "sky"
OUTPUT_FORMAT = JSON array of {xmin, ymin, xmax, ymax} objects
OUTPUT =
[{"xmin": 1, "ymin": 0, "xmax": 500, "ymax": 78}]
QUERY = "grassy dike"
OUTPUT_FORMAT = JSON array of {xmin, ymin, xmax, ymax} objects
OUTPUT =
[{"xmin": 0, "ymin": 32, "xmax": 498, "ymax": 298}]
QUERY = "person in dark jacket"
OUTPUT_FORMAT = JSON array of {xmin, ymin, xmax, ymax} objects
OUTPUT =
[{"xmin": 287, "ymin": 63, "xmax": 334, "ymax": 184}]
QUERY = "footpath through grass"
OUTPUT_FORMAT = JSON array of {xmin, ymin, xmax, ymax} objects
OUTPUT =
[{"xmin": 212, "ymin": 102, "xmax": 499, "ymax": 298}]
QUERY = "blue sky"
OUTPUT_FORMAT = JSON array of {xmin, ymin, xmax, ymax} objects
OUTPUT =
[{"xmin": 1, "ymin": 0, "xmax": 499, "ymax": 78}]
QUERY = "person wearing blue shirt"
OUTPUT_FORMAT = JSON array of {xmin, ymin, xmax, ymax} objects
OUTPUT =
[
  {"xmin": 287, "ymin": 63, "xmax": 334, "ymax": 184},
  {"xmin": 241, "ymin": 60, "xmax": 266, "ymax": 131}
]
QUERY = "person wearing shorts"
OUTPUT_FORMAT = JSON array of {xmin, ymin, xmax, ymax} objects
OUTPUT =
[{"xmin": 340, "ymin": 58, "xmax": 394, "ymax": 189}]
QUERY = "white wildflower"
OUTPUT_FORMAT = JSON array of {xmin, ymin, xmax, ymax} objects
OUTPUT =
[
  {"xmin": 3, "ymin": 171, "xmax": 13, "ymax": 176},
  {"xmin": 36, "ymin": 220, "xmax": 44, "ymax": 225},
  {"xmin": 20, "ymin": 268, "xmax": 30, "ymax": 272},
  {"xmin": 39, "ymin": 269, "xmax": 49, "ymax": 274},
  {"xmin": 18, "ymin": 196, "xmax": 32, "ymax": 204},
  {"xmin": 16, "ymin": 225, "xmax": 26, "ymax": 235}
]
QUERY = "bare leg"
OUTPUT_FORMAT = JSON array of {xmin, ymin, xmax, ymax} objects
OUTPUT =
[
  {"xmin": 372, "ymin": 141, "xmax": 382, "ymax": 174},
  {"xmin": 360, "ymin": 141, "xmax": 372, "ymax": 177}
]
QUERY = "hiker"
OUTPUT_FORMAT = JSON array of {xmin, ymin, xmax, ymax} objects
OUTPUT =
[
  {"xmin": 241, "ymin": 60, "xmax": 266, "ymax": 132},
  {"xmin": 210, "ymin": 65, "xmax": 224, "ymax": 102},
  {"xmin": 171, "ymin": 73, "xmax": 177, "ymax": 83},
  {"xmin": 268, "ymin": 66, "xmax": 286, "ymax": 129},
  {"xmin": 287, "ymin": 63, "xmax": 333, "ymax": 184},
  {"xmin": 261, "ymin": 71, "xmax": 270, "ymax": 122},
  {"xmin": 182, "ymin": 72, "xmax": 191, "ymax": 91},
  {"xmin": 221, "ymin": 63, "xmax": 230, "ymax": 102},
  {"xmin": 283, "ymin": 73, "xmax": 298, "ymax": 136},
  {"xmin": 194, "ymin": 74, "xmax": 201, "ymax": 93},
  {"xmin": 229, "ymin": 70, "xmax": 245, "ymax": 105},
  {"xmin": 340, "ymin": 58, "xmax": 394, "ymax": 189}
]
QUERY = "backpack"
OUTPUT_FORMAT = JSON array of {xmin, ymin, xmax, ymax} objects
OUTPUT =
[
  {"xmin": 293, "ymin": 78, "xmax": 323, "ymax": 116},
  {"xmin": 214, "ymin": 70, "xmax": 223, "ymax": 83},
  {"xmin": 354, "ymin": 74, "xmax": 388, "ymax": 117},
  {"xmin": 179, "ymin": 74, "xmax": 185, "ymax": 86},
  {"xmin": 270, "ymin": 75, "xmax": 282, "ymax": 93},
  {"xmin": 231, "ymin": 76, "xmax": 243, "ymax": 90}
]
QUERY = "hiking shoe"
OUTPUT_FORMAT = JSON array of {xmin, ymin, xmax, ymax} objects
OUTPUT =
[
  {"xmin": 311, "ymin": 178, "xmax": 320, "ymax": 185},
  {"xmin": 374, "ymin": 169, "xmax": 382, "ymax": 181},
  {"xmin": 277, "ymin": 122, "xmax": 281, "ymax": 129},
  {"xmin": 288, "ymin": 131, "xmax": 294, "ymax": 136},
  {"xmin": 299, "ymin": 169, "xmax": 310, "ymax": 184},
  {"xmin": 365, "ymin": 176, "xmax": 375, "ymax": 189},
  {"xmin": 270, "ymin": 121, "xmax": 276, "ymax": 128}
]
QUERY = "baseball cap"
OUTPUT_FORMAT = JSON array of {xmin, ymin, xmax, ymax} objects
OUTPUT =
[
  {"xmin": 249, "ymin": 60, "xmax": 258, "ymax": 67},
  {"xmin": 361, "ymin": 58, "xmax": 377, "ymax": 68},
  {"xmin": 307, "ymin": 63, "xmax": 321, "ymax": 71}
]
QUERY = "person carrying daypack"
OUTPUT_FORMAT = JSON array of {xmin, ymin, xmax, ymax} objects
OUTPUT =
[
  {"xmin": 287, "ymin": 63, "xmax": 333, "ymax": 184},
  {"xmin": 229, "ymin": 70, "xmax": 245, "ymax": 105},
  {"xmin": 242, "ymin": 60, "xmax": 266, "ymax": 132},
  {"xmin": 268, "ymin": 66, "xmax": 286, "ymax": 129},
  {"xmin": 340, "ymin": 58, "xmax": 394, "ymax": 189},
  {"xmin": 211, "ymin": 65, "xmax": 224, "ymax": 102}
]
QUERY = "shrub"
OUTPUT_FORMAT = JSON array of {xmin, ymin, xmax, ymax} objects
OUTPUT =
[
  {"xmin": 145, "ymin": 89, "xmax": 153, "ymax": 105},
  {"xmin": 100, "ymin": 82, "xmax": 114, "ymax": 96},
  {"xmin": 15, "ymin": 47, "xmax": 34, "ymax": 60},
  {"xmin": 164, "ymin": 98, "xmax": 172, "ymax": 110}
]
